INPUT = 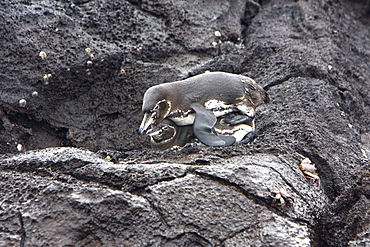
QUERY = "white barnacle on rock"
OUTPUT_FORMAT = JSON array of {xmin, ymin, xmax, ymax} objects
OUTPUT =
[
  {"xmin": 361, "ymin": 149, "xmax": 368, "ymax": 158},
  {"xmin": 214, "ymin": 30, "xmax": 221, "ymax": 37},
  {"xmin": 31, "ymin": 91, "xmax": 39, "ymax": 97},
  {"xmin": 39, "ymin": 51, "xmax": 47, "ymax": 59},
  {"xmin": 43, "ymin": 74, "xmax": 52, "ymax": 80},
  {"xmin": 87, "ymin": 60, "xmax": 93, "ymax": 66},
  {"xmin": 19, "ymin": 99, "xmax": 27, "ymax": 107},
  {"xmin": 43, "ymin": 74, "xmax": 52, "ymax": 85},
  {"xmin": 16, "ymin": 143, "xmax": 23, "ymax": 152},
  {"xmin": 85, "ymin": 47, "xmax": 91, "ymax": 53},
  {"xmin": 212, "ymin": 41, "xmax": 218, "ymax": 47}
]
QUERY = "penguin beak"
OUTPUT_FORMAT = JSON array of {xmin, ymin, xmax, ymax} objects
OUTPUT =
[{"xmin": 139, "ymin": 112, "xmax": 155, "ymax": 135}]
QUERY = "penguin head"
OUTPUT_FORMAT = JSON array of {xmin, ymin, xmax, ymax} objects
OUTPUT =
[
  {"xmin": 139, "ymin": 86, "xmax": 171, "ymax": 134},
  {"xmin": 147, "ymin": 122, "xmax": 177, "ymax": 143},
  {"xmin": 146, "ymin": 119, "xmax": 178, "ymax": 150}
]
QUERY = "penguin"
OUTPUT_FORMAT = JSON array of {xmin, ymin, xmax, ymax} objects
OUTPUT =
[
  {"xmin": 139, "ymin": 71, "xmax": 268, "ymax": 146},
  {"xmin": 147, "ymin": 113, "xmax": 256, "ymax": 150},
  {"xmin": 146, "ymin": 119, "xmax": 195, "ymax": 150}
]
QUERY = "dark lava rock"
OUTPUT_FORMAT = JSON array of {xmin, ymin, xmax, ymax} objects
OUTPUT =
[{"xmin": 0, "ymin": 0, "xmax": 370, "ymax": 246}]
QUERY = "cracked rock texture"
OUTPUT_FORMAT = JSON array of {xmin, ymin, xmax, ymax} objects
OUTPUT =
[{"xmin": 0, "ymin": 0, "xmax": 369, "ymax": 246}]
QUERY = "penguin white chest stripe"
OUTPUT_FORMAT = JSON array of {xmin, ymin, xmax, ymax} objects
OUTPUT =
[
  {"xmin": 204, "ymin": 99, "xmax": 235, "ymax": 117},
  {"xmin": 168, "ymin": 109, "xmax": 196, "ymax": 126}
]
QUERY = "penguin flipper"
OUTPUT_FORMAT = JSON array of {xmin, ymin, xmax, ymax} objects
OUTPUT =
[{"xmin": 191, "ymin": 103, "xmax": 236, "ymax": 147}]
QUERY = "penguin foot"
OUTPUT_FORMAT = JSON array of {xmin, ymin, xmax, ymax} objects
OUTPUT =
[
  {"xmin": 223, "ymin": 114, "xmax": 254, "ymax": 125},
  {"xmin": 240, "ymin": 131, "xmax": 255, "ymax": 144}
]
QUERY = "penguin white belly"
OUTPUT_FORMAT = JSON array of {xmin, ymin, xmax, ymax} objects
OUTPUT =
[
  {"xmin": 237, "ymin": 104, "xmax": 255, "ymax": 118},
  {"xmin": 214, "ymin": 124, "xmax": 254, "ymax": 142}
]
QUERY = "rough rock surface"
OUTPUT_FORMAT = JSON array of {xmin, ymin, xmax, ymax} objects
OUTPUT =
[{"xmin": 0, "ymin": 0, "xmax": 369, "ymax": 246}]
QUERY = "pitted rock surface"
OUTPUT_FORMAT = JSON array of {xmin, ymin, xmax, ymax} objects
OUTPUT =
[{"xmin": 1, "ymin": 147, "xmax": 317, "ymax": 246}]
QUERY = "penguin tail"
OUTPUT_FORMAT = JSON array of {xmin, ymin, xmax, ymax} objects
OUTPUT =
[{"xmin": 263, "ymin": 91, "xmax": 270, "ymax": 103}]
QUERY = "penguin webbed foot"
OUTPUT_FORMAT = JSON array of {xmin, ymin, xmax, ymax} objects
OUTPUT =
[
  {"xmin": 191, "ymin": 103, "xmax": 236, "ymax": 147},
  {"xmin": 223, "ymin": 113, "xmax": 254, "ymax": 125},
  {"xmin": 240, "ymin": 131, "xmax": 255, "ymax": 144}
]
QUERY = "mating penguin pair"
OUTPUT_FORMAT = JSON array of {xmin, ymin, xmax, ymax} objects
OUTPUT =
[
  {"xmin": 147, "ymin": 114, "xmax": 256, "ymax": 150},
  {"xmin": 139, "ymin": 71, "xmax": 269, "ymax": 149}
]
